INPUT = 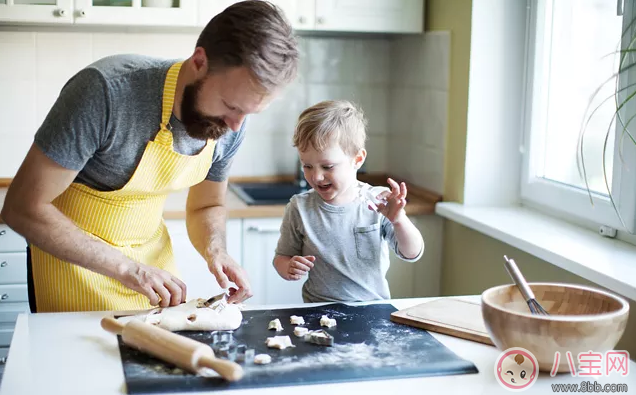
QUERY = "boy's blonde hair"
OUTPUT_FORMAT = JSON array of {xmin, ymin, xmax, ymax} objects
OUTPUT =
[{"xmin": 293, "ymin": 100, "xmax": 367, "ymax": 156}]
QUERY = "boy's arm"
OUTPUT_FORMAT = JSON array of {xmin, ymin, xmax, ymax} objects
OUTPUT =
[
  {"xmin": 391, "ymin": 215, "xmax": 424, "ymax": 260},
  {"xmin": 273, "ymin": 199, "xmax": 305, "ymax": 280}
]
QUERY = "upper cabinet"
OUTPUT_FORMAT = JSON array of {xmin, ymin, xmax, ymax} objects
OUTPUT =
[
  {"xmin": 0, "ymin": 0, "xmax": 74, "ymax": 24},
  {"xmin": 73, "ymin": 0, "xmax": 196, "ymax": 27},
  {"xmin": 314, "ymin": 0, "xmax": 423, "ymax": 33},
  {"xmin": 0, "ymin": 0, "xmax": 424, "ymax": 33}
]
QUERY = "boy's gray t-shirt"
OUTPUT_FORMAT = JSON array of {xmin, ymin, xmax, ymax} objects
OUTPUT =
[
  {"xmin": 34, "ymin": 54, "xmax": 246, "ymax": 191},
  {"xmin": 275, "ymin": 182, "xmax": 424, "ymax": 303}
]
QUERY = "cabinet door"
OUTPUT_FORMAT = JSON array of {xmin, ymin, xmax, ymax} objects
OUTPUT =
[
  {"xmin": 73, "ymin": 0, "xmax": 196, "ymax": 26},
  {"xmin": 242, "ymin": 218, "xmax": 304, "ymax": 306},
  {"xmin": 0, "ymin": 0, "xmax": 73, "ymax": 24},
  {"xmin": 315, "ymin": 0, "xmax": 423, "ymax": 33},
  {"xmin": 165, "ymin": 219, "xmax": 221, "ymax": 300},
  {"xmin": 270, "ymin": 0, "xmax": 315, "ymax": 31},
  {"xmin": 196, "ymin": 0, "xmax": 240, "ymax": 26}
]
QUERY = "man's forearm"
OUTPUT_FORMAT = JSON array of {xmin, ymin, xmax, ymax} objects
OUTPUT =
[
  {"xmin": 3, "ymin": 203, "xmax": 133, "ymax": 279},
  {"xmin": 186, "ymin": 205, "xmax": 227, "ymax": 261}
]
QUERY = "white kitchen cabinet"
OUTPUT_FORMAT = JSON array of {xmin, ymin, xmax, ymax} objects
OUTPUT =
[
  {"xmin": 73, "ymin": 0, "xmax": 196, "ymax": 26},
  {"xmin": 196, "ymin": 0, "xmax": 239, "ymax": 26},
  {"xmin": 270, "ymin": 0, "xmax": 315, "ymax": 30},
  {"xmin": 315, "ymin": 0, "xmax": 424, "ymax": 33},
  {"xmin": 165, "ymin": 218, "xmax": 242, "ymax": 300},
  {"xmin": 0, "ymin": 0, "xmax": 73, "ymax": 24},
  {"xmin": 241, "ymin": 218, "xmax": 304, "ymax": 306}
]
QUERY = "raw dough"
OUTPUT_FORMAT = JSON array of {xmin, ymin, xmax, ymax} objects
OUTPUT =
[
  {"xmin": 289, "ymin": 315, "xmax": 305, "ymax": 325},
  {"xmin": 268, "ymin": 318, "xmax": 283, "ymax": 331},
  {"xmin": 265, "ymin": 335, "xmax": 294, "ymax": 349},
  {"xmin": 254, "ymin": 354, "xmax": 272, "ymax": 365},
  {"xmin": 138, "ymin": 298, "xmax": 242, "ymax": 331},
  {"xmin": 293, "ymin": 327, "xmax": 309, "ymax": 337},
  {"xmin": 320, "ymin": 315, "xmax": 337, "ymax": 328}
]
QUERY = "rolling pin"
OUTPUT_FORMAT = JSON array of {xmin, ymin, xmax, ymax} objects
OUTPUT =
[{"xmin": 101, "ymin": 316, "xmax": 244, "ymax": 382}]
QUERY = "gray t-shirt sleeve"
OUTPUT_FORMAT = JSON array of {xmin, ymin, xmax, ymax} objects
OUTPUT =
[
  {"xmin": 206, "ymin": 119, "xmax": 247, "ymax": 182},
  {"xmin": 275, "ymin": 198, "xmax": 303, "ymax": 257},
  {"xmin": 381, "ymin": 216, "xmax": 424, "ymax": 262},
  {"xmin": 34, "ymin": 68, "xmax": 110, "ymax": 171}
]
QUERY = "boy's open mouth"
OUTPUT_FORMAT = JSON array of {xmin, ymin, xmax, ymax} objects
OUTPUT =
[{"xmin": 317, "ymin": 184, "xmax": 332, "ymax": 192}]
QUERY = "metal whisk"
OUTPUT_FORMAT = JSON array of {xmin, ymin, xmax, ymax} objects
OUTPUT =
[{"xmin": 503, "ymin": 255, "xmax": 550, "ymax": 316}]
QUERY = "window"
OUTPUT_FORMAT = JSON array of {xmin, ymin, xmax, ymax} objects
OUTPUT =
[{"xmin": 521, "ymin": 0, "xmax": 636, "ymax": 232}]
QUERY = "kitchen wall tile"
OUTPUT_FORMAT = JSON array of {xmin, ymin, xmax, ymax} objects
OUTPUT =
[
  {"xmin": 0, "ymin": 32, "xmax": 35, "ymax": 80},
  {"xmin": 35, "ymin": 33, "xmax": 92, "ymax": 83},
  {"xmin": 35, "ymin": 81, "xmax": 65, "ymax": 127},
  {"xmin": 421, "ymin": 32, "xmax": 450, "ymax": 91},
  {"xmin": 306, "ymin": 37, "xmax": 356, "ymax": 84},
  {"xmin": 0, "ymin": 132, "xmax": 34, "ymax": 178},
  {"xmin": 352, "ymin": 38, "xmax": 392, "ymax": 86},
  {"xmin": 417, "ymin": 89, "xmax": 448, "ymax": 150},
  {"xmin": 365, "ymin": 135, "xmax": 387, "ymax": 173},
  {"xmin": 0, "ymin": 80, "xmax": 35, "ymax": 135},
  {"xmin": 124, "ymin": 32, "xmax": 196, "ymax": 59},
  {"xmin": 247, "ymin": 81, "xmax": 306, "ymax": 136},
  {"xmin": 91, "ymin": 33, "xmax": 131, "ymax": 60},
  {"xmin": 389, "ymin": 87, "xmax": 417, "ymax": 137}
]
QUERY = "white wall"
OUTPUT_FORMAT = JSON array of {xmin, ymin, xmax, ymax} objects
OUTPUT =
[{"xmin": 0, "ymin": 28, "xmax": 392, "ymax": 178}]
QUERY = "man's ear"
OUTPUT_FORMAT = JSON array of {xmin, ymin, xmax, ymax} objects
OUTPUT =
[
  {"xmin": 354, "ymin": 148, "xmax": 367, "ymax": 169},
  {"xmin": 191, "ymin": 47, "xmax": 208, "ymax": 77}
]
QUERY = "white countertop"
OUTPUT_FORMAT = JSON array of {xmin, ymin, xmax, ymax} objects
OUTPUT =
[{"xmin": 1, "ymin": 296, "xmax": 634, "ymax": 395}]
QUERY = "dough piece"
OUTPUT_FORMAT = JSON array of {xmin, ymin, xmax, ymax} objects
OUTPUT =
[
  {"xmin": 305, "ymin": 329, "xmax": 334, "ymax": 346},
  {"xmin": 293, "ymin": 327, "xmax": 309, "ymax": 337},
  {"xmin": 254, "ymin": 354, "xmax": 272, "ymax": 365},
  {"xmin": 139, "ymin": 298, "xmax": 242, "ymax": 331},
  {"xmin": 289, "ymin": 315, "xmax": 305, "ymax": 325},
  {"xmin": 265, "ymin": 335, "xmax": 294, "ymax": 349},
  {"xmin": 268, "ymin": 318, "xmax": 283, "ymax": 331},
  {"xmin": 320, "ymin": 315, "xmax": 337, "ymax": 328}
]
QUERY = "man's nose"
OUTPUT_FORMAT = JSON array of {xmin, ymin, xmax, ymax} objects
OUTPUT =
[{"xmin": 224, "ymin": 114, "xmax": 246, "ymax": 132}]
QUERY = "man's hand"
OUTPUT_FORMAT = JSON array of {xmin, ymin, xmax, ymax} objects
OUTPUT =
[
  {"xmin": 284, "ymin": 255, "xmax": 315, "ymax": 281},
  {"xmin": 116, "ymin": 261, "xmax": 187, "ymax": 307},
  {"xmin": 207, "ymin": 249, "xmax": 252, "ymax": 304}
]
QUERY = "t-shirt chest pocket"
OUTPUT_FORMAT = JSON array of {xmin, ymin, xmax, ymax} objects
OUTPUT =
[{"xmin": 353, "ymin": 223, "xmax": 381, "ymax": 260}]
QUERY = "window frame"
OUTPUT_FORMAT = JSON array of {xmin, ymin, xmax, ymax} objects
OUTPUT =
[{"xmin": 520, "ymin": 0, "xmax": 636, "ymax": 233}]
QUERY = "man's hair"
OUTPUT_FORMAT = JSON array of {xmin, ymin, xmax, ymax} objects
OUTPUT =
[
  {"xmin": 196, "ymin": 0, "xmax": 299, "ymax": 93},
  {"xmin": 293, "ymin": 100, "xmax": 367, "ymax": 156}
]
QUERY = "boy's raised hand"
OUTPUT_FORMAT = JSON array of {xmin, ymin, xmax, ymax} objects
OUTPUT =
[
  {"xmin": 286, "ymin": 255, "xmax": 315, "ymax": 281},
  {"xmin": 374, "ymin": 178, "xmax": 408, "ymax": 224}
]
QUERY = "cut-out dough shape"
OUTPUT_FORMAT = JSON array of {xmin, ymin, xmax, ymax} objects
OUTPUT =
[
  {"xmin": 268, "ymin": 318, "xmax": 283, "ymax": 331},
  {"xmin": 320, "ymin": 315, "xmax": 337, "ymax": 328},
  {"xmin": 254, "ymin": 354, "xmax": 272, "ymax": 365},
  {"xmin": 265, "ymin": 335, "xmax": 294, "ymax": 349},
  {"xmin": 293, "ymin": 327, "xmax": 309, "ymax": 337},
  {"xmin": 290, "ymin": 315, "xmax": 305, "ymax": 325}
]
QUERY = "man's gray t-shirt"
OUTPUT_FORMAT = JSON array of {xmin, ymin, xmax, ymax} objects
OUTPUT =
[
  {"xmin": 275, "ymin": 182, "xmax": 424, "ymax": 303},
  {"xmin": 34, "ymin": 54, "xmax": 245, "ymax": 191}
]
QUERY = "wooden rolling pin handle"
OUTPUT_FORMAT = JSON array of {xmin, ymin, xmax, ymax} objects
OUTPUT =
[
  {"xmin": 197, "ymin": 355, "xmax": 244, "ymax": 382},
  {"xmin": 101, "ymin": 316, "xmax": 125, "ymax": 335}
]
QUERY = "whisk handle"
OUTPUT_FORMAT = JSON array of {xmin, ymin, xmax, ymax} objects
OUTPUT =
[{"xmin": 504, "ymin": 255, "xmax": 535, "ymax": 301}]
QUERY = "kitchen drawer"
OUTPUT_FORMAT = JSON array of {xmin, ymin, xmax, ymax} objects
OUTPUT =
[
  {"xmin": 0, "ymin": 285, "xmax": 28, "ymax": 304},
  {"xmin": 0, "ymin": 303, "xmax": 29, "ymax": 323},
  {"xmin": 0, "ymin": 252, "xmax": 27, "ymax": 285},
  {"xmin": 0, "ymin": 225, "xmax": 26, "ymax": 253},
  {"xmin": 0, "ymin": 323, "xmax": 14, "ymax": 347}
]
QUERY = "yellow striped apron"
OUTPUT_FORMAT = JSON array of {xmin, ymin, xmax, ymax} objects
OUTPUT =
[{"xmin": 29, "ymin": 62, "xmax": 216, "ymax": 312}]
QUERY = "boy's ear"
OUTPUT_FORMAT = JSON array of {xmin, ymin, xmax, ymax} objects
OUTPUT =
[{"xmin": 354, "ymin": 148, "xmax": 367, "ymax": 169}]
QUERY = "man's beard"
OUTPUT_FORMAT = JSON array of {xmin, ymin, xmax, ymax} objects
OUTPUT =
[{"xmin": 181, "ymin": 79, "xmax": 230, "ymax": 141}]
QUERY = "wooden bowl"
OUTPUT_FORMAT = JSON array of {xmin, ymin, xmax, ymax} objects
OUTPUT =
[{"xmin": 482, "ymin": 283, "xmax": 629, "ymax": 373}]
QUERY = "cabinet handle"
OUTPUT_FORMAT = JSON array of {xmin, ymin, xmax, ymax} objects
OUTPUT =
[
  {"xmin": 317, "ymin": 16, "xmax": 325, "ymax": 24},
  {"xmin": 1, "ymin": 294, "xmax": 8, "ymax": 301},
  {"xmin": 246, "ymin": 226, "xmax": 279, "ymax": 234},
  {"xmin": 0, "ymin": 261, "xmax": 6, "ymax": 267},
  {"xmin": 54, "ymin": 8, "xmax": 67, "ymax": 17},
  {"xmin": 0, "ymin": 230, "xmax": 5, "ymax": 236},
  {"xmin": 0, "ymin": 357, "xmax": 6, "ymax": 365},
  {"xmin": 298, "ymin": 16, "xmax": 306, "ymax": 24},
  {"xmin": 77, "ymin": 9, "xmax": 87, "ymax": 17}
]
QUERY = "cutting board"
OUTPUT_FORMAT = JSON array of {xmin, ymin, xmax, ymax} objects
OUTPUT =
[
  {"xmin": 390, "ymin": 298, "xmax": 495, "ymax": 346},
  {"xmin": 117, "ymin": 303, "xmax": 479, "ymax": 393}
]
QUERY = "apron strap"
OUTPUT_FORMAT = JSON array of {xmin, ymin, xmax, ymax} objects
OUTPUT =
[{"xmin": 155, "ymin": 61, "xmax": 183, "ymax": 147}]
